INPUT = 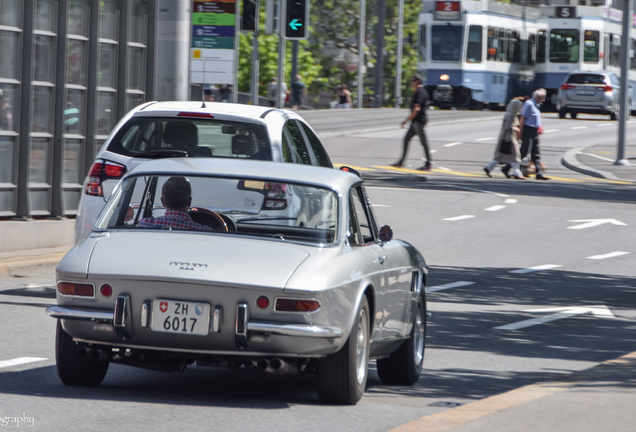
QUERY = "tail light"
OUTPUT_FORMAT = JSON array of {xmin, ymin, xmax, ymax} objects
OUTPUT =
[
  {"xmin": 84, "ymin": 160, "xmax": 127, "ymax": 197},
  {"xmin": 601, "ymin": 85, "xmax": 613, "ymax": 92},
  {"xmin": 275, "ymin": 298, "xmax": 320, "ymax": 312},
  {"xmin": 57, "ymin": 282, "xmax": 94, "ymax": 297},
  {"xmin": 262, "ymin": 183, "xmax": 288, "ymax": 210},
  {"xmin": 560, "ymin": 83, "xmax": 575, "ymax": 90}
]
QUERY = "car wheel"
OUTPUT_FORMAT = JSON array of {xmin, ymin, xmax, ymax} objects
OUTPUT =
[
  {"xmin": 316, "ymin": 297, "xmax": 370, "ymax": 405},
  {"xmin": 558, "ymin": 109, "xmax": 566, "ymax": 119},
  {"xmin": 570, "ymin": 111, "xmax": 577, "ymax": 119},
  {"xmin": 610, "ymin": 111, "xmax": 618, "ymax": 121},
  {"xmin": 376, "ymin": 294, "xmax": 426, "ymax": 385},
  {"xmin": 56, "ymin": 320, "xmax": 109, "ymax": 386}
]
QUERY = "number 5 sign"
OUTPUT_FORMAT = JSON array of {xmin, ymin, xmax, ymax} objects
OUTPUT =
[{"xmin": 435, "ymin": 1, "xmax": 461, "ymax": 21}]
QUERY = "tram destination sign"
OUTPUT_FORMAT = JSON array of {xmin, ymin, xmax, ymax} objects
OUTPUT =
[{"xmin": 435, "ymin": 1, "xmax": 461, "ymax": 21}]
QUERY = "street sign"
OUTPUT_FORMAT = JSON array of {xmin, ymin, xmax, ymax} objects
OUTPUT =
[{"xmin": 285, "ymin": 0, "xmax": 309, "ymax": 39}]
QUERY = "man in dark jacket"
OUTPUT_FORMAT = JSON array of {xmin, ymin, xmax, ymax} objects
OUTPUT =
[{"xmin": 390, "ymin": 74, "xmax": 432, "ymax": 170}]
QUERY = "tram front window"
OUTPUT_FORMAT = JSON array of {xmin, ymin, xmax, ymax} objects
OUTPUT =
[
  {"xmin": 432, "ymin": 25, "xmax": 463, "ymax": 61},
  {"xmin": 550, "ymin": 29, "xmax": 580, "ymax": 63},
  {"xmin": 583, "ymin": 30, "xmax": 599, "ymax": 63}
]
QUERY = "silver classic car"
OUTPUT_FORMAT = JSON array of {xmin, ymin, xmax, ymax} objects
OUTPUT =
[{"xmin": 48, "ymin": 158, "xmax": 428, "ymax": 405}]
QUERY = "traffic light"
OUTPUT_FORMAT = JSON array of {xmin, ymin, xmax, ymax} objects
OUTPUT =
[
  {"xmin": 241, "ymin": 0, "xmax": 258, "ymax": 32},
  {"xmin": 285, "ymin": 0, "xmax": 309, "ymax": 39}
]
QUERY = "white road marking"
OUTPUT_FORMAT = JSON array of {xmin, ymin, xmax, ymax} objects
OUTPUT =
[
  {"xmin": 598, "ymin": 123, "xmax": 613, "ymax": 127},
  {"xmin": 570, "ymin": 126, "xmax": 588, "ymax": 129},
  {"xmin": 587, "ymin": 251, "xmax": 630, "ymax": 260},
  {"xmin": 443, "ymin": 142, "xmax": 463, "ymax": 147},
  {"xmin": 0, "ymin": 357, "xmax": 48, "ymax": 369},
  {"xmin": 543, "ymin": 129, "xmax": 558, "ymax": 133},
  {"xmin": 578, "ymin": 152, "xmax": 615, "ymax": 162},
  {"xmin": 371, "ymin": 204, "xmax": 390, "ymax": 207},
  {"xmin": 429, "ymin": 181, "xmax": 510, "ymax": 198},
  {"xmin": 430, "ymin": 149, "xmax": 438, "ymax": 154},
  {"xmin": 476, "ymin": 137, "xmax": 495, "ymax": 141},
  {"xmin": 494, "ymin": 306, "xmax": 615, "ymax": 331},
  {"xmin": 484, "ymin": 205, "xmax": 506, "ymax": 211},
  {"xmin": 443, "ymin": 215, "xmax": 476, "ymax": 221},
  {"xmin": 427, "ymin": 281, "xmax": 475, "ymax": 292},
  {"xmin": 509, "ymin": 264, "xmax": 562, "ymax": 274},
  {"xmin": 438, "ymin": 167, "xmax": 451, "ymax": 171},
  {"xmin": 568, "ymin": 218, "xmax": 627, "ymax": 230},
  {"xmin": 504, "ymin": 198, "xmax": 517, "ymax": 204}
]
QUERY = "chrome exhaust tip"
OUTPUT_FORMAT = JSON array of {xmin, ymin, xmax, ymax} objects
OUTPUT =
[
  {"xmin": 76, "ymin": 347, "xmax": 89, "ymax": 359},
  {"xmin": 270, "ymin": 358, "xmax": 297, "ymax": 374},
  {"xmin": 88, "ymin": 349, "xmax": 106, "ymax": 361},
  {"xmin": 255, "ymin": 358, "xmax": 272, "ymax": 372}
]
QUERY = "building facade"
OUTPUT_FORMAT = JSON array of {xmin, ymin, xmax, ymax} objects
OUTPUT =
[{"xmin": 0, "ymin": 0, "xmax": 161, "ymax": 219}]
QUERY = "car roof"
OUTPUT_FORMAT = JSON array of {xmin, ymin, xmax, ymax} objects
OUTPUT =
[
  {"xmin": 127, "ymin": 158, "xmax": 361, "ymax": 194},
  {"xmin": 132, "ymin": 101, "xmax": 290, "ymax": 122}
]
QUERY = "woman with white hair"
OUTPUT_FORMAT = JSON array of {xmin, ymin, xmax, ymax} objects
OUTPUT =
[{"xmin": 483, "ymin": 97, "xmax": 525, "ymax": 179}]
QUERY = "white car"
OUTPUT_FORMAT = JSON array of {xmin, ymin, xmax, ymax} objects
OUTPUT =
[{"xmin": 75, "ymin": 101, "xmax": 333, "ymax": 243}]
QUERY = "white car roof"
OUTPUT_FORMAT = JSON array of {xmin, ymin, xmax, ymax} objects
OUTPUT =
[
  {"xmin": 133, "ymin": 101, "xmax": 291, "ymax": 122},
  {"xmin": 127, "ymin": 158, "xmax": 361, "ymax": 194}
]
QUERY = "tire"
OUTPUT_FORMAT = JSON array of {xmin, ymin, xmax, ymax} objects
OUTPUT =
[
  {"xmin": 610, "ymin": 110, "xmax": 618, "ymax": 121},
  {"xmin": 570, "ymin": 111, "xmax": 577, "ymax": 119},
  {"xmin": 558, "ymin": 109, "xmax": 566, "ymax": 119},
  {"xmin": 376, "ymin": 295, "xmax": 426, "ymax": 385},
  {"xmin": 316, "ymin": 297, "xmax": 370, "ymax": 405},
  {"xmin": 56, "ymin": 320, "xmax": 109, "ymax": 386}
]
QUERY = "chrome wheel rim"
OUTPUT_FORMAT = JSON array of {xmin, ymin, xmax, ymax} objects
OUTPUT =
[
  {"xmin": 355, "ymin": 308, "xmax": 369, "ymax": 385},
  {"xmin": 413, "ymin": 303, "xmax": 425, "ymax": 366}
]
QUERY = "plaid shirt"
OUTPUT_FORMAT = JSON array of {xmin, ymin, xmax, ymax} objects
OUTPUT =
[{"xmin": 138, "ymin": 210, "xmax": 212, "ymax": 232}]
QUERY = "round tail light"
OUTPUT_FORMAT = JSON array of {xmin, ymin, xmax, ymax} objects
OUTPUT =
[
  {"xmin": 256, "ymin": 296, "xmax": 270, "ymax": 309},
  {"xmin": 100, "ymin": 284, "xmax": 113, "ymax": 298}
]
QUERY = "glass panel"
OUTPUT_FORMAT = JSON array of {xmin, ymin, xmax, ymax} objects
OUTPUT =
[
  {"xmin": 65, "ymin": 88, "xmax": 85, "ymax": 134},
  {"xmin": 32, "ymin": 86, "xmax": 53, "ymax": 132},
  {"xmin": 0, "ymin": 136, "xmax": 15, "ymax": 183},
  {"xmin": 129, "ymin": 0, "xmax": 147, "ymax": 44},
  {"xmin": 29, "ymin": 189, "xmax": 50, "ymax": 212},
  {"xmin": 467, "ymin": 26, "xmax": 482, "ymax": 63},
  {"xmin": 538, "ymin": 31, "xmax": 546, "ymax": 63},
  {"xmin": 632, "ymin": 39, "xmax": 636, "ymax": 70},
  {"xmin": 432, "ymin": 25, "xmax": 462, "ymax": 62},
  {"xmin": 126, "ymin": 93, "xmax": 144, "ymax": 112},
  {"xmin": 550, "ymin": 29, "xmax": 579, "ymax": 63},
  {"xmin": 0, "ymin": 84, "xmax": 18, "ymax": 131},
  {"xmin": 67, "ymin": 39, "xmax": 87, "ymax": 85},
  {"xmin": 34, "ymin": 35, "xmax": 56, "ymax": 82},
  {"xmin": 63, "ymin": 139, "xmax": 83, "ymax": 183},
  {"xmin": 610, "ymin": 34, "xmax": 621, "ymax": 67},
  {"xmin": 0, "ymin": 0, "xmax": 22, "ymax": 27},
  {"xmin": 127, "ymin": 46, "xmax": 145, "ymax": 90},
  {"xmin": 300, "ymin": 122, "xmax": 332, "ymax": 167},
  {"xmin": 418, "ymin": 25, "xmax": 426, "ymax": 62},
  {"xmin": 283, "ymin": 120, "xmax": 311, "ymax": 164},
  {"xmin": 583, "ymin": 30, "xmax": 599, "ymax": 63},
  {"xmin": 63, "ymin": 189, "xmax": 81, "ymax": 211},
  {"xmin": 487, "ymin": 27, "xmax": 496, "ymax": 61},
  {"xmin": 0, "ymin": 31, "xmax": 20, "ymax": 79},
  {"xmin": 35, "ymin": 0, "xmax": 57, "ymax": 31},
  {"xmin": 29, "ymin": 137, "xmax": 51, "ymax": 184},
  {"xmin": 99, "ymin": 0, "xmax": 118, "ymax": 40},
  {"xmin": 96, "ymin": 91, "xmax": 116, "ymax": 135},
  {"xmin": 0, "ymin": 189, "xmax": 15, "ymax": 213},
  {"xmin": 68, "ymin": 0, "xmax": 88, "ymax": 37},
  {"xmin": 98, "ymin": 42, "xmax": 117, "ymax": 87},
  {"xmin": 351, "ymin": 188, "xmax": 373, "ymax": 244}
]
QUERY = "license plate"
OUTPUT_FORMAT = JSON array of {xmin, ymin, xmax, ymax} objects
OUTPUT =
[
  {"xmin": 151, "ymin": 299, "xmax": 210, "ymax": 335},
  {"xmin": 576, "ymin": 90, "xmax": 595, "ymax": 95}
]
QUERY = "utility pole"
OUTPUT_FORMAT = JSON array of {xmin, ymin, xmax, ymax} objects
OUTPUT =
[
  {"xmin": 616, "ymin": 0, "xmax": 631, "ymax": 166},
  {"xmin": 374, "ymin": 0, "xmax": 385, "ymax": 108},
  {"xmin": 395, "ymin": 0, "xmax": 404, "ymax": 107},
  {"xmin": 357, "ymin": 0, "xmax": 366, "ymax": 109}
]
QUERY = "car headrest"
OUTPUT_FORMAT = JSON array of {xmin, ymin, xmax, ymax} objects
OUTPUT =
[
  {"xmin": 164, "ymin": 121, "xmax": 198, "ymax": 149},
  {"xmin": 231, "ymin": 134, "xmax": 257, "ymax": 156}
]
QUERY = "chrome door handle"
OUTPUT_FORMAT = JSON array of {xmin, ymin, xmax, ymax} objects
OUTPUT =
[{"xmin": 378, "ymin": 255, "xmax": 386, "ymax": 264}]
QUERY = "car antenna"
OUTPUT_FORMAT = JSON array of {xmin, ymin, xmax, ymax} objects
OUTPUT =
[{"xmin": 201, "ymin": 84, "xmax": 206, "ymax": 108}]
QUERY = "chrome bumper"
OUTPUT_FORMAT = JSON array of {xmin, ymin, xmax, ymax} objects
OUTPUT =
[{"xmin": 46, "ymin": 305, "xmax": 342, "ymax": 339}]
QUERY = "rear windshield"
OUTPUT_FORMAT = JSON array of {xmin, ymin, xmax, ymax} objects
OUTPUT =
[
  {"xmin": 97, "ymin": 174, "xmax": 339, "ymax": 245},
  {"xmin": 106, "ymin": 117, "xmax": 272, "ymax": 160},
  {"xmin": 566, "ymin": 74, "xmax": 606, "ymax": 85}
]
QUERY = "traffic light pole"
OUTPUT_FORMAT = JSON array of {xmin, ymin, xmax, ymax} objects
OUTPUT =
[
  {"xmin": 357, "ymin": 0, "xmax": 366, "ymax": 109},
  {"xmin": 395, "ymin": 0, "xmax": 404, "ymax": 107},
  {"xmin": 616, "ymin": 0, "xmax": 631, "ymax": 166},
  {"xmin": 276, "ymin": 0, "xmax": 286, "ymax": 109}
]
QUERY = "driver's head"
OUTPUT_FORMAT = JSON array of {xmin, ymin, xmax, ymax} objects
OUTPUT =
[{"xmin": 161, "ymin": 176, "xmax": 191, "ymax": 211}]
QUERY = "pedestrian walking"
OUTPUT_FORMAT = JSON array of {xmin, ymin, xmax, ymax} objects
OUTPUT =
[
  {"xmin": 291, "ymin": 75, "xmax": 307, "ymax": 109},
  {"xmin": 483, "ymin": 97, "xmax": 525, "ymax": 179},
  {"xmin": 390, "ymin": 74, "xmax": 432, "ymax": 170},
  {"xmin": 519, "ymin": 88, "xmax": 549, "ymax": 180},
  {"xmin": 266, "ymin": 77, "xmax": 288, "ymax": 107},
  {"xmin": 338, "ymin": 84, "xmax": 353, "ymax": 108}
]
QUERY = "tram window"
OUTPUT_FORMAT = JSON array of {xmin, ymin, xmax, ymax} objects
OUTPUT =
[
  {"xmin": 432, "ymin": 25, "xmax": 463, "ymax": 62},
  {"xmin": 512, "ymin": 31, "xmax": 520, "ymax": 63},
  {"xmin": 549, "ymin": 29, "xmax": 579, "ymax": 63},
  {"xmin": 487, "ymin": 27, "xmax": 496, "ymax": 61},
  {"xmin": 631, "ymin": 39, "xmax": 636, "ymax": 70},
  {"xmin": 467, "ymin": 26, "xmax": 482, "ymax": 63},
  {"xmin": 583, "ymin": 30, "xmax": 599, "ymax": 63},
  {"xmin": 527, "ymin": 34, "xmax": 536, "ymax": 66},
  {"xmin": 499, "ymin": 28, "xmax": 506, "ymax": 62},
  {"xmin": 418, "ymin": 25, "xmax": 426, "ymax": 62},
  {"xmin": 609, "ymin": 34, "xmax": 620, "ymax": 67},
  {"xmin": 537, "ymin": 31, "xmax": 546, "ymax": 63}
]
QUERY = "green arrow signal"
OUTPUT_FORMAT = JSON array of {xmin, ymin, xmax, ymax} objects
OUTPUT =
[{"xmin": 289, "ymin": 19, "xmax": 302, "ymax": 30}]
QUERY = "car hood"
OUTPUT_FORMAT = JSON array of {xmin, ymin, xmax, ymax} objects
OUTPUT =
[{"xmin": 86, "ymin": 231, "xmax": 310, "ymax": 289}]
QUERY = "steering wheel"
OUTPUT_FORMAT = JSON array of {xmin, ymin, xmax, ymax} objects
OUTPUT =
[{"xmin": 189, "ymin": 208, "xmax": 229, "ymax": 232}]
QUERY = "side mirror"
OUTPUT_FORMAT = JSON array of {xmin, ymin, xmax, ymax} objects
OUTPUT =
[{"xmin": 379, "ymin": 225, "xmax": 393, "ymax": 242}]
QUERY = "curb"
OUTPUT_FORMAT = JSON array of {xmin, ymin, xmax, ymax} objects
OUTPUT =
[
  {"xmin": 0, "ymin": 253, "xmax": 66, "ymax": 277},
  {"xmin": 561, "ymin": 145, "xmax": 636, "ymax": 183}
]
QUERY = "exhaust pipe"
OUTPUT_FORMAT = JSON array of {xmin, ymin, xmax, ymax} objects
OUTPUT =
[
  {"xmin": 76, "ymin": 347, "xmax": 89, "ymax": 359},
  {"xmin": 255, "ymin": 358, "xmax": 273, "ymax": 372},
  {"xmin": 88, "ymin": 349, "xmax": 107, "ymax": 361},
  {"xmin": 270, "ymin": 358, "xmax": 297, "ymax": 374}
]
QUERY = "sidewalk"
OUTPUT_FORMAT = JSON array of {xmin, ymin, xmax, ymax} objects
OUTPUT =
[{"xmin": 561, "ymin": 142, "xmax": 636, "ymax": 183}]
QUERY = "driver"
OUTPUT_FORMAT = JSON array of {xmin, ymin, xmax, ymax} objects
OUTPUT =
[{"xmin": 138, "ymin": 176, "xmax": 212, "ymax": 231}]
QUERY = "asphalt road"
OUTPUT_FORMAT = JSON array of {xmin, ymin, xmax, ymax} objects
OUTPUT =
[{"xmin": 1, "ymin": 109, "xmax": 635, "ymax": 431}]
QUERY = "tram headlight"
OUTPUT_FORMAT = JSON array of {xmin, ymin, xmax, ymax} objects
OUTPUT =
[{"xmin": 440, "ymin": 74, "xmax": 450, "ymax": 82}]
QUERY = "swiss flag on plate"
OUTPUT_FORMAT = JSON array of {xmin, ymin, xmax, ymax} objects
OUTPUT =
[{"xmin": 160, "ymin": 302, "xmax": 168, "ymax": 313}]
